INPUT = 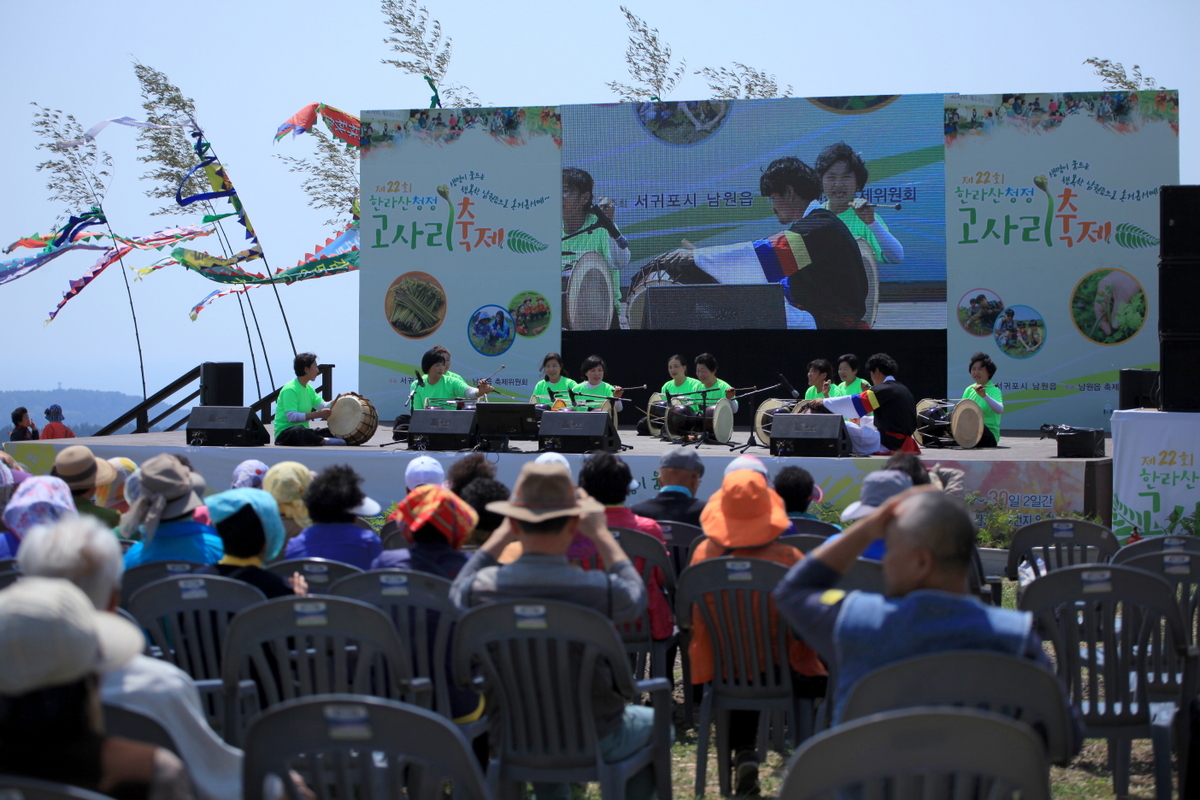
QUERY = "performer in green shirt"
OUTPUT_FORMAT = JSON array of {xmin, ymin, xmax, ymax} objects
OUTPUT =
[
  {"xmin": 804, "ymin": 358, "xmax": 834, "ymax": 400},
  {"xmin": 963, "ymin": 352, "xmax": 1003, "ymax": 447},
  {"xmin": 574, "ymin": 354, "xmax": 624, "ymax": 411},
  {"xmin": 831, "ymin": 353, "xmax": 871, "ymax": 398},
  {"xmin": 660, "ymin": 354, "xmax": 704, "ymax": 400},
  {"xmin": 694, "ymin": 353, "xmax": 739, "ymax": 412},
  {"xmin": 531, "ymin": 352, "xmax": 578, "ymax": 404},
  {"xmin": 815, "ymin": 142, "xmax": 904, "ymax": 266},
  {"xmin": 562, "ymin": 167, "xmax": 631, "ymax": 322},
  {"xmin": 411, "ymin": 347, "xmax": 494, "ymax": 410},
  {"xmin": 274, "ymin": 352, "xmax": 344, "ymax": 446}
]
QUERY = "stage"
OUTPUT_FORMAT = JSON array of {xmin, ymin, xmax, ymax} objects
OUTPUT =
[{"xmin": 4, "ymin": 425, "xmax": 1112, "ymax": 526}]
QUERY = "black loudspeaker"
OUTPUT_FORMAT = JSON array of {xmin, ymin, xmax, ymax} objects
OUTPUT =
[
  {"xmin": 186, "ymin": 406, "xmax": 269, "ymax": 447},
  {"xmin": 1160, "ymin": 186, "xmax": 1200, "ymax": 257},
  {"xmin": 1119, "ymin": 368, "xmax": 1160, "ymax": 410},
  {"xmin": 769, "ymin": 414, "xmax": 851, "ymax": 457},
  {"xmin": 1161, "ymin": 335, "xmax": 1200, "ymax": 412},
  {"xmin": 199, "ymin": 362, "xmax": 244, "ymax": 406},
  {"xmin": 1160, "ymin": 187, "xmax": 1200, "ymax": 336},
  {"xmin": 538, "ymin": 412, "xmax": 620, "ymax": 454},
  {"xmin": 408, "ymin": 409, "xmax": 476, "ymax": 450},
  {"xmin": 1056, "ymin": 427, "xmax": 1105, "ymax": 458}
]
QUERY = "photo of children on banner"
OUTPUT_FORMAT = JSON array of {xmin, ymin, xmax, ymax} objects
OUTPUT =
[
  {"xmin": 467, "ymin": 306, "xmax": 516, "ymax": 356},
  {"xmin": 509, "ymin": 290, "xmax": 551, "ymax": 338},
  {"xmin": 957, "ymin": 288, "xmax": 1005, "ymax": 337},
  {"xmin": 993, "ymin": 305, "xmax": 1046, "ymax": 359}
]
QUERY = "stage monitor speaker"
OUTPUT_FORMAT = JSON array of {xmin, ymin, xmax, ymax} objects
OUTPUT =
[
  {"xmin": 769, "ymin": 414, "xmax": 852, "ymax": 457},
  {"xmin": 538, "ymin": 412, "xmax": 620, "ymax": 454},
  {"xmin": 186, "ymin": 406, "xmax": 269, "ymax": 447},
  {"xmin": 1161, "ymin": 186, "xmax": 1200, "ymax": 258},
  {"xmin": 1056, "ymin": 427, "xmax": 1105, "ymax": 458},
  {"xmin": 1119, "ymin": 368, "xmax": 1160, "ymax": 410},
  {"xmin": 1161, "ymin": 334, "xmax": 1200, "ymax": 412},
  {"xmin": 408, "ymin": 409, "xmax": 476, "ymax": 450}
]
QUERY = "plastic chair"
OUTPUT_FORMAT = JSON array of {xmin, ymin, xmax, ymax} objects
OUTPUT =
[
  {"xmin": 220, "ymin": 594, "xmax": 431, "ymax": 746},
  {"xmin": 127, "ymin": 573, "xmax": 267, "ymax": 736},
  {"xmin": 788, "ymin": 518, "xmax": 840, "ymax": 536},
  {"xmin": 656, "ymin": 520, "xmax": 705, "ymax": 575},
  {"xmin": 242, "ymin": 694, "xmax": 488, "ymax": 800},
  {"xmin": 778, "ymin": 534, "xmax": 827, "ymax": 554},
  {"xmin": 1004, "ymin": 518, "xmax": 1120, "ymax": 584},
  {"xmin": 1124, "ymin": 551, "xmax": 1200, "ymax": 646},
  {"xmin": 838, "ymin": 650, "xmax": 1075, "ymax": 765},
  {"xmin": 0, "ymin": 777, "xmax": 115, "ymax": 800},
  {"xmin": 778, "ymin": 707, "xmax": 1051, "ymax": 800},
  {"xmin": 610, "ymin": 527, "xmax": 680, "ymax": 684},
  {"xmin": 120, "ymin": 560, "xmax": 200, "ymax": 608},
  {"xmin": 675, "ymin": 558, "xmax": 814, "ymax": 797},
  {"xmin": 263, "ymin": 558, "xmax": 364, "ymax": 594},
  {"xmin": 381, "ymin": 530, "xmax": 409, "ymax": 551},
  {"xmin": 102, "ymin": 703, "xmax": 180, "ymax": 755},
  {"xmin": 839, "ymin": 558, "xmax": 885, "ymax": 594},
  {"xmin": 453, "ymin": 599, "xmax": 673, "ymax": 800},
  {"xmin": 1113, "ymin": 535, "xmax": 1200, "ymax": 564},
  {"xmin": 1020, "ymin": 563, "xmax": 1197, "ymax": 799}
]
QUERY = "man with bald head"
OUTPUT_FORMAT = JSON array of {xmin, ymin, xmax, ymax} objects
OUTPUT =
[{"xmin": 774, "ymin": 488, "xmax": 1049, "ymax": 724}]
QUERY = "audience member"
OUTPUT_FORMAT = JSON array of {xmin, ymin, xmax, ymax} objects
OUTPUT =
[
  {"xmin": 0, "ymin": 577, "xmax": 197, "ymax": 799},
  {"xmin": 406, "ymin": 454, "xmax": 445, "ymax": 491},
  {"xmin": 285, "ymin": 465, "xmax": 382, "ymax": 569},
  {"xmin": 630, "ymin": 449, "xmax": 706, "ymax": 527},
  {"xmin": 121, "ymin": 454, "xmax": 223, "ymax": 568},
  {"xmin": 18, "ymin": 517, "xmax": 242, "ymax": 800},
  {"xmin": 884, "ymin": 452, "xmax": 965, "ymax": 496},
  {"xmin": 197, "ymin": 489, "xmax": 304, "ymax": 598},
  {"xmin": 262, "ymin": 461, "xmax": 313, "ymax": 540},
  {"xmin": 229, "ymin": 460, "xmax": 269, "ymax": 490},
  {"xmin": 371, "ymin": 485, "xmax": 475, "ymax": 578},
  {"xmin": 445, "ymin": 453, "xmax": 496, "ymax": 495},
  {"xmin": 774, "ymin": 488, "xmax": 1076, "ymax": 746},
  {"xmin": 458, "ymin": 477, "xmax": 510, "ymax": 547},
  {"xmin": 819, "ymin": 470, "xmax": 914, "ymax": 561},
  {"xmin": 0, "ymin": 462, "xmax": 20, "ymax": 556},
  {"xmin": 724, "ymin": 454, "xmax": 769, "ymax": 479},
  {"xmin": 772, "ymin": 466, "xmax": 838, "ymax": 528},
  {"xmin": 51, "ymin": 445, "xmax": 119, "ymax": 529},
  {"xmin": 578, "ymin": 453, "xmax": 673, "ymax": 642},
  {"xmin": 3, "ymin": 475, "xmax": 78, "ymax": 544},
  {"xmin": 451, "ymin": 462, "xmax": 660, "ymax": 800},
  {"xmin": 688, "ymin": 469, "xmax": 826, "ymax": 795},
  {"xmin": 40, "ymin": 404, "xmax": 77, "ymax": 440},
  {"xmin": 533, "ymin": 451, "xmax": 571, "ymax": 470},
  {"xmin": 9, "ymin": 406, "xmax": 38, "ymax": 441},
  {"xmin": 94, "ymin": 457, "xmax": 137, "ymax": 515}
]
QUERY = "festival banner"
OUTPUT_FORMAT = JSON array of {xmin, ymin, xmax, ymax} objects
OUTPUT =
[
  {"xmin": 944, "ymin": 90, "xmax": 1179, "ymax": 429},
  {"xmin": 358, "ymin": 107, "xmax": 562, "ymax": 417},
  {"xmin": 1112, "ymin": 409, "xmax": 1200, "ymax": 540}
]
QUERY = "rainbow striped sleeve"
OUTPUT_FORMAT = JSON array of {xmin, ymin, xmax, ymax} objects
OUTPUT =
[
  {"xmin": 752, "ymin": 231, "xmax": 812, "ymax": 283},
  {"xmin": 849, "ymin": 389, "xmax": 881, "ymax": 418}
]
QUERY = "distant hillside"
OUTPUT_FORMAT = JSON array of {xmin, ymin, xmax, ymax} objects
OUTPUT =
[{"xmin": 0, "ymin": 389, "xmax": 188, "ymax": 435}]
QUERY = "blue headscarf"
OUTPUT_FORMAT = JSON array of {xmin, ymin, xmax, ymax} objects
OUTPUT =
[
  {"xmin": 205, "ymin": 488, "xmax": 286, "ymax": 560},
  {"xmin": 44, "ymin": 404, "xmax": 64, "ymax": 422}
]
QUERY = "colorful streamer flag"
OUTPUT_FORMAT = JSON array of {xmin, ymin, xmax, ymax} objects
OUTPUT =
[
  {"xmin": 175, "ymin": 126, "xmax": 264, "ymax": 270},
  {"xmin": 274, "ymin": 103, "xmax": 363, "ymax": 147},
  {"xmin": 0, "ymin": 210, "xmax": 109, "ymax": 287},
  {"xmin": 45, "ymin": 244, "xmax": 134, "ymax": 323},
  {"xmin": 50, "ymin": 116, "xmax": 188, "ymax": 150}
]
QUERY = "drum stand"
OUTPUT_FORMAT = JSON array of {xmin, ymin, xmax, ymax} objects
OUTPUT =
[{"xmin": 732, "ymin": 428, "xmax": 768, "ymax": 453}]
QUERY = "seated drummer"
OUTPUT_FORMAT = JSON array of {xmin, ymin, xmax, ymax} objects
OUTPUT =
[
  {"xmin": 661, "ymin": 354, "xmax": 703, "ymax": 400},
  {"xmin": 802, "ymin": 352, "xmax": 917, "ymax": 455},
  {"xmin": 694, "ymin": 353, "xmax": 739, "ymax": 412},
  {"xmin": 574, "ymin": 354, "xmax": 624, "ymax": 411},
  {"xmin": 411, "ymin": 347, "xmax": 494, "ymax": 410},
  {"xmin": 833, "ymin": 353, "xmax": 870, "ymax": 397},
  {"xmin": 963, "ymin": 352, "xmax": 1003, "ymax": 447},
  {"xmin": 531, "ymin": 352, "xmax": 577, "ymax": 404},
  {"xmin": 804, "ymin": 359, "xmax": 834, "ymax": 400},
  {"xmin": 274, "ymin": 352, "xmax": 346, "ymax": 447}
]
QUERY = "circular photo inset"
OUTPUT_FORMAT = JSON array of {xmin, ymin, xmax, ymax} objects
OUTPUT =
[
  {"xmin": 957, "ymin": 288, "xmax": 1005, "ymax": 337},
  {"xmin": 384, "ymin": 271, "xmax": 446, "ymax": 339},
  {"xmin": 806, "ymin": 96, "xmax": 901, "ymax": 115},
  {"xmin": 509, "ymin": 290, "xmax": 551, "ymax": 338},
  {"xmin": 635, "ymin": 100, "xmax": 732, "ymax": 145},
  {"xmin": 993, "ymin": 305, "xmax": 1046, "ymax": 359},
  {"xmin": 468, "ymin": 305, "xmax": 516, "ymax": 357},
  {"xmin": 1070, "ymin": 268, "xmax": 1146, "ymax": 345}
]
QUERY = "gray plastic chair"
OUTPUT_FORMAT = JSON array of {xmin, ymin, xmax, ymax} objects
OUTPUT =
[
  {"xmin": 1004, "ymin": 518, "xmax": 1120, "ymax": 584},
  {"xmin": 1124, "ymin": 551, "xmax": 1200, "ymax": 646},
  {"xmin": 120, "ymin": 560, "xmax": 201, "ymax": 608},
  {"xmin": 453, "ymin": 599, "xmax": 673, "ymax": 800},
  {"xmin": 788, "ymin": 518, "xmax": 840, "ymax": 536},
  {"xmin": 676, "ymin": 558, "xmax": 815, "ymax": 797},
  {"xmin": 127, "ymin": 573, "xmax": 267, "ymax": 736},
  {"xmin": 1020, "ymin": 563, "xmax": 1197, "ymax": 799},
  {"xmin": 242, "ymin": 694, "xmax": 488, "ymax": 800},
  {"xmin": 778, "ymin": 707, "xmax": 1052, "ymax": 800},
  {"xmin": 778, "ymin": 534, "xmax": 827, "ymax": 554},
  {"xmin": 381, "ymin": 530, "xmax": 409, "ymax": 551},
  {"xmin": 655, "ymin": 520, "xmax": 705, "ymax": 575},
  {"xmin": 1113, "ymin": 535, "xmax": 1200, "ymax": 564},
  {"xmin": 264, "ymin": 558, "xmax": 364, "ymax": 594},
  {"xmin": 838, "ymin": 651, "xmax": 1075, "ymax": 765},
  {"xmin": 839, "ymin": 558, "xmax": 885, "ymax": 594},
  {"xmin": 102, "ymin": 703, "xmax": 180, "ymax": 755},
  {"xmin": 610, "ymin": 527, "xmax": 679, "ymax": 684},
  {"xmin": 0, "ymin": 777, "xmax": 116, "ymax": 800},
  {"xmin": 220, "ymin": 594, "xmax": 432, "ymax": 746}
]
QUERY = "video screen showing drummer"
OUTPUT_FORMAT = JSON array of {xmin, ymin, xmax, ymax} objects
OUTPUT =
[
  {"xmin": 531, "ymin": 352, "xmax": 578, "ymax": 405},
  {"xmin": 815, "ymin": 142, "xmax": 905, "ymax": 268},
  {"xmin": 963, "ymin": 352, "xmax": 1003, "ymax": 447},
  {"xmin": 410, "ymin": 346, "xmax": 495, "ymax": 411},
  {"xmin": 562, "ymin": 167, "xmax": 631, "ymax": 327},
  {"xmin": 572, "ymin": 355, "xmax": 624, "ymax": 412},
  {"xmin": 274, "ymin": 352, "xmax": 345, "ymax": 447},
  {"xmin": 802, "ymin": 352, "xmax": 918, "ymax": 455},
  {"xmin": 632, "ymin": 156, "xmax": 867, "ymax": 329}
]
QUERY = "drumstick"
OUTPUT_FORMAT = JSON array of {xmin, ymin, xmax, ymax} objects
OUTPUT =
[
  {"xmin": 477, "ymin": 365, "xmax": 506, "ymax": 385},
  {"xmin": 733, "ymin": 383, "xmax": 781, "ymax": 400}
]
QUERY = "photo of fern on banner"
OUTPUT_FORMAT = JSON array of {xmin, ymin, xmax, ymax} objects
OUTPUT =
[{"xmin": 357, "ymin": 107, "xmax": 562, "ymax": 419}]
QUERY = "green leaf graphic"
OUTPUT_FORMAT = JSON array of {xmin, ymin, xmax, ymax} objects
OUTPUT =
[
  {"xmin": 505, "ymin": 229, "xmax": 548, "ymax": 254},
  {"xmin": 1114, "ymin": 222, "xmax": 1160, "ymax": 249}
]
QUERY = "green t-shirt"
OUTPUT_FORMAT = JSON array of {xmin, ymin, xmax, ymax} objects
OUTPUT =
[
  {"xmin": 831, "ymin": 377, "xmax": 870, "ymax": 398},
  {"xmin": 660, "ymin": 376, "xmax": 704, "ymax": 402},
  {"xmin": 274, "ymin": 377, "xmax": 322, "ymax": 435},
  {"xmin": 412, "ymin": 372, "xmax": 472, "ymax": 410},
  {"xmin": 575, "ymin": 380, "xmax": 617, "ymax": 409},
  {"xmin": 563, "ymin": 212, "xmax": 621, "ymax": 309},
  {"xmin": 827, "ymin": 203, "xmax": 896, "ymax": 264},
  {"xmin": 963, "ymin": 382, "xmax": 1003, "ymax": 444},
  {"xmin": 804, "ymin": 385, "xmax": 830, "ymax": 400},
  {"xmin": 532, "ymin": 376, "xmax": 578, "ymax": 403},
  {"xmin": 694, "ymin": 378, "xmax": 733, "ymax": 406}
]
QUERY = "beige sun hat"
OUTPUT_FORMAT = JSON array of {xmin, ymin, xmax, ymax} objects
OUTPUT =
[
  {"xmin": 486, "ymin": 462, "xmax": 603, "ymax": 523},
  {"xmin": 51, "ymin": 445, "xmax": 117, "ymax": 493}
]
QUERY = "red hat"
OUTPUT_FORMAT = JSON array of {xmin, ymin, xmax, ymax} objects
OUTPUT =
[{"xmin": 398, "ymin": 485, "xmax": 478, "ymax": 549}]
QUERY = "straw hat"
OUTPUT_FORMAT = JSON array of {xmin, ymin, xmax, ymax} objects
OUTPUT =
[{"xmin": 487, "ymin": 463, "xmax": 602, "ymax": 523}]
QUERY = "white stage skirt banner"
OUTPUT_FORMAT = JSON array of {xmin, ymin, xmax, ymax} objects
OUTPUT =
[{"xmin": 1112, "ymin": 409, "xmax": 1200, "ymax": 539}]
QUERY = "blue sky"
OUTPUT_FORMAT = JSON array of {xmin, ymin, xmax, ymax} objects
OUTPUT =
[{"xmin": 1, "ymin": 0, "xmax": 1194, "ymax": 397}]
